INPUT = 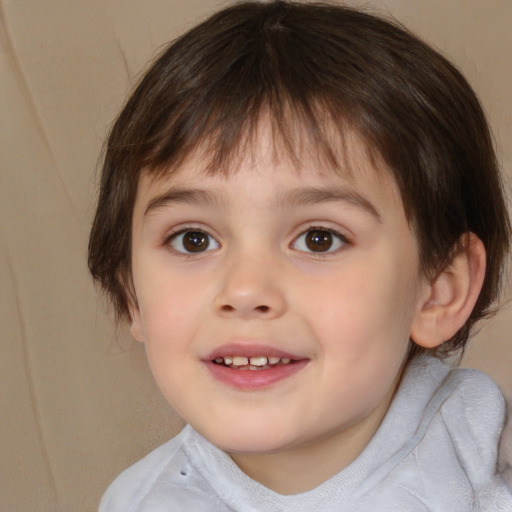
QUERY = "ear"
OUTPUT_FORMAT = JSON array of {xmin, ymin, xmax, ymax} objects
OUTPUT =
[
  {"xmin": 410, "ymin": 233, "xmax": 486, "ymax": 349},
  {"xmin": 119, "ymin": 269, "xmax": 145, "ymax": 342},
  {"xmin": 127, "ymin": 297, "xmax": 145, "ymax": 342},
  {"xmin": 127, "ymin": 286, "xmax": 144, "ymax": 343}
]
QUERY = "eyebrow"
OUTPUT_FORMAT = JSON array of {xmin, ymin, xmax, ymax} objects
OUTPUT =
[
  {"xmin": 144, "ymin": 188, "xmax": 221, "ymax": 215},
  {"xmin": 144, "ymin": 185, "xmax": 381, "ymax": 221},
  {"xmin": 276, "ymin": 187, "xmax": 382, "ymax": 221}
]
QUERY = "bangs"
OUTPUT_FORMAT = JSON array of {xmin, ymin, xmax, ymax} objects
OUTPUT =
[
  {"xmin": 147, "ymin": 96, "xmax": 362, "ymax": 180},
  {"xmin": 90, "ymin": 1, "xmax": 510, "ymax": 358},
  {"xmin": 110, "ymin": 1, "xmax": 393, "ymax": 182}
]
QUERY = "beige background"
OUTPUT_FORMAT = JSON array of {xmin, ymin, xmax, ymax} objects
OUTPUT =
[{"xmin": 1, "ymin": 1, "xmax": 511, "ymax": 511}]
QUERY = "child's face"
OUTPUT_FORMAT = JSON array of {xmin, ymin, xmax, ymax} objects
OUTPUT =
[{"xmin": 129, "ymin": 127, "xmax": 430, "ymax": 464}]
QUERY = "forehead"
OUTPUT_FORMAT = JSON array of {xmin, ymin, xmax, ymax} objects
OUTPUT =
[
  {"xmin": 151, "ymin": 116, "xmax": 388, "ymax": 181},
  {"xmin": 135, "ymin": 122, "xmax": 405, "ymax": 220}
]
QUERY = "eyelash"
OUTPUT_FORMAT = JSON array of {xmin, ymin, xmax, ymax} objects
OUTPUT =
[
  {"xmin": 164, "ymin": 226, "xmax": 220, "ymax": 255},
  {"xmin": 163, "ymin": 225, "xmax": 349, "ymax": 256},
  {"xmin": 291, "ymin": 226, "xmax": 349, "ymax": 255}
]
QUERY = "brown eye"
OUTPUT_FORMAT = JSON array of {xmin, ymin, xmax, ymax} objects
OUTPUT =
[
  {"xmin": 305, "ymin": 230, "xmax": 333, "ymax": 252},
  {"xmin": 293, "ymin": 228, "xmax": 346, "ymax": 253},
  {"xmin": 170, "ymin": 230, "xmax": 219, "ymax": 254}
]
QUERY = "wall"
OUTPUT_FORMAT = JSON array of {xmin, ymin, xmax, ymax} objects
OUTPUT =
[{"xmin": 1, "ymin": 1, "xmax": 511, "ymax": 510}]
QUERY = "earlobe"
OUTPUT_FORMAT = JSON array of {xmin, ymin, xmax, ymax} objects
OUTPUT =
[
  {"xmin": 127, "ymin": 298, "xmax": 145, "ymax": 343},
  {"xmin": 119, "ymin": 270, "xmax": 145, "ymax": 342},
  {"xmin": 410, "ymin": 233, "xmax": 486, "ymax": 349}
]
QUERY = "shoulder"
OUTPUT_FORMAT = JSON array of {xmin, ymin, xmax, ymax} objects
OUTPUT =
[
  {"xmin": 438, "ymin": 365, "xmax": 506, "ymax": 450},
  {"xmin": 405, "ymin": 357, "xmax": 506, "ymax": 436},
  {"xmin": 400, "ymin": 361, "xmax": 512, "ymax": 508},
  {"xmin": 98, "ymin": 432, "xmax": 183, "ymax": 512},
  {"xmin": 410, "ymin": 360, "xmax": 507, "ymax": 471},
  {"xmin": 99, "ymin": 427, "xmax": 216, "ymax": 512},
  {"xmin": 397, "ymin": 357, "xmax": 507, "ymax": 447}
]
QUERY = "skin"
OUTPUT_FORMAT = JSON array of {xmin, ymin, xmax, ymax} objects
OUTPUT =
[{"xmin": 128, "ymin": 128, "xmax": 437, "ymax": 494}]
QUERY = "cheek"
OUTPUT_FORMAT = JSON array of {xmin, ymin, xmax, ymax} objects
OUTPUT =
[
  {"xmin": 137, "ymin": 257, "xmax": 209, "ymax": 321},
  {"xmin": 302, "ymin": 257, "xmax": 418, "ymax": 353},
  {"xmin": 141, "ymin": 291, "xmax": 198, "ymax": 342},
  {"xmin": 134, "ymin": 284, "xmax": 205, "ymax": 377},
  {"xmin": 139, "ymin": 283, "xmax": 203, "ymax": 398}
]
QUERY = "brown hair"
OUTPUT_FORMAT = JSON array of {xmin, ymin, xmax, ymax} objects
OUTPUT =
[{"xmin": 88, "ymin": 0, "xmax": 511, "ymax": 358}]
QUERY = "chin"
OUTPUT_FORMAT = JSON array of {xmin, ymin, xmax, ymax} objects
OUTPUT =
[{"xmin": 201, "ymin": 422, "xmax": 297, "ymax": 455}]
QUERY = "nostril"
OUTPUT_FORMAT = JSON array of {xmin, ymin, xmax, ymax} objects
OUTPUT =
[{"xmin": 217, "ymin": 303, "xmax": 271, "ymax": 315}]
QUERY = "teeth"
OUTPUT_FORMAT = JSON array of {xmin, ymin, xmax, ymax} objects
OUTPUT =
[
  {"xmin": 249, "ymin": 356, "xmax": 268, "ymax": 367},
  {"xmin": 213, "ymin": 355, "xmax": 293, "ymax": 367}
]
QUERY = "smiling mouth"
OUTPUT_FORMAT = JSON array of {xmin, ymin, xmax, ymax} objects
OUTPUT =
[{"xmin": 212, "ymin": 355, "xmax": 294, "ymax": 370}]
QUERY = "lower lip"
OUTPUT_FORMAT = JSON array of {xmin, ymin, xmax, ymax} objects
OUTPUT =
[{"xmin": 205, "ymin": 360, "xmax": 309, "ymax": 390}]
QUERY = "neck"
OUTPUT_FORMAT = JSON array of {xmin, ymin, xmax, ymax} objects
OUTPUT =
[{"xmin": 229, "ymin": 387, "xmax": 395, "ymax": 495}]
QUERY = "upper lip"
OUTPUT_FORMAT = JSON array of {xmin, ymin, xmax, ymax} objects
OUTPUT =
[{"xmin": 205, "ymin": 343, "xmax": 304, "ymax": 362}]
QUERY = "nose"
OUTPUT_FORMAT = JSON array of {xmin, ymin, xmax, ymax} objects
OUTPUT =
[{"xmin": 213, "ymin": 254, "xmax": 287, "ymax": 320}]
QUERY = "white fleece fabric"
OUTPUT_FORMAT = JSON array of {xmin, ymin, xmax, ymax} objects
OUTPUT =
[{"xmin": 99, "ymin": 357, "xmax": 512, "ymax": 511}]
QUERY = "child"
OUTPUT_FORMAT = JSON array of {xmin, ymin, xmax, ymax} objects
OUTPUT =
[{"xmin": 89, "ymin": 1, "xmax": 512, "ymax": 510}]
